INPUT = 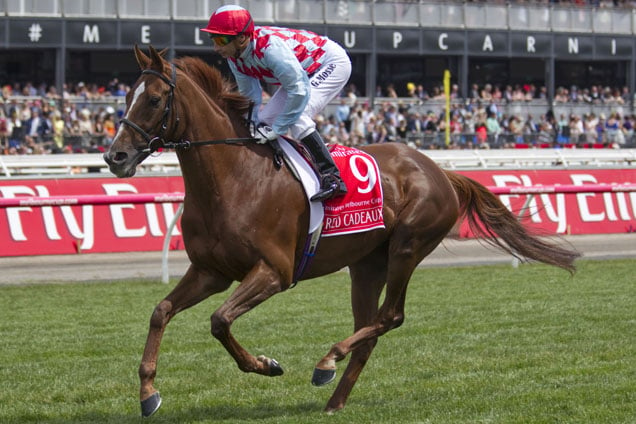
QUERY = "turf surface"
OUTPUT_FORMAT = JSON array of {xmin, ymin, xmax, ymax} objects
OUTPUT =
[{"xmin": 0, "ymin": 260, "xmax": 634, "ymax": 423}]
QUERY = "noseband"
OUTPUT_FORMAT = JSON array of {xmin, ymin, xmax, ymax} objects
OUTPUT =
[
  {"xmin": 120, "ymin": 64, "xmax": 179, "ymax": 154},
  {"xmin": 120, "ymin": 63, "xmax": 257, "ymax": 154}
]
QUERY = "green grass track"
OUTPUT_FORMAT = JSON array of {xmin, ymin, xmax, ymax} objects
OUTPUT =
[{"xmin": 0, "ymin": 260, "xmax": 634, "ymax": 423}]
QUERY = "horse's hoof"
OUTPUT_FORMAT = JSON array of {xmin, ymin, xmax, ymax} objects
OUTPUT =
[
  {"xmin": 324, "ymin": 403, "xmax": 344, "ymax": 414},
  {"xmin": 258, "ymin": 355, "xmax": 284, "ymax": 376},
  {"xmin": 140, "ymin": 392, "xmax": 162, "ymax": 417},
  {"xmin": 269, "ymin": 358, "xmax": 284, "ymax": 376},
  {"xmin": 312, "ymin": 367, "xmax": 336, "ymax": 386}
]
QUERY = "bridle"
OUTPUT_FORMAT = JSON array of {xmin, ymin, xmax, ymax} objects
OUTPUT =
[
  {"xmin": 120, "ymin": 63, "xmax": 257, "ymax": 154},
  {"xmin": 120, "ymin": 65, "xmax": 179, "ymax": 154}
]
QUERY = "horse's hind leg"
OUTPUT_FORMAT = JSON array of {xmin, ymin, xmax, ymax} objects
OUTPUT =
[
  {"xmin": 319, "ymin": 255, "xmax": 387, "ymax": 413},
  {"xmin": 139, "ymin": 265, "xmax": 232, "ymax": 417},
  {"xmin": 314, "ymin": 225, "xmax": 451, "ymax": 411},
  {"xmin": 313, "ymin": 240, "xmax": 418, "ymax": 372}
]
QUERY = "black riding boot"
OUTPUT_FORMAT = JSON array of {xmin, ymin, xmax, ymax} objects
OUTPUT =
[{"xmin": 301, "ymin": 131, "xmax": 347, "ymax": 202}]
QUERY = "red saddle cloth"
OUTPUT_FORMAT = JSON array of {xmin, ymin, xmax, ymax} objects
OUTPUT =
[{"xmin": 322, "ymin": 144, "xmax": 385, "ymax": 237}]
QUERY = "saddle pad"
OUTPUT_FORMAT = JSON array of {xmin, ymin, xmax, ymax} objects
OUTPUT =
[
  {"xmin": 278, "ymin": 138, "xmax": 324, "ymax": 234},
  {"xmin": 277, "ymin": 140, "xmax": 384, "ymax": 237},
  {"xmin": 322, "ymin": 144, "xmax": 385, "ymax": 237}
]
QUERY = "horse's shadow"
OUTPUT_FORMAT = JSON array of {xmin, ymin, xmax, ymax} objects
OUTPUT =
[
  {"xmin": 37, "ymin": 401, "xmax": 324, "ymax": 423},
  {"xmin": 159, "ymin": 401, "xmax": 323, "ymax": 422}
]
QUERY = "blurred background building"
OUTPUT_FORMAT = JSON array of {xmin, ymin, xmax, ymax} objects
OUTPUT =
[
  {"xmin": 3, "ymin": 1, "xmax": 636, "ymax": 152},
  {"xmin": 2, "ymin": 0, "xmax": 635, "ymax": 103}
]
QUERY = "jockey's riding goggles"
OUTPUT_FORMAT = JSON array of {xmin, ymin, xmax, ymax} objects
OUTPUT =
[{"xmin": 210, "ymin": 34, "xmax": 235, "ymax": 47}]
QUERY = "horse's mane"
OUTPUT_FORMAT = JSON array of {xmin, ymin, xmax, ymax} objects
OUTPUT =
[{"xmin": 173, "ymin": 56, "xmax": 253, "ymax": 133}]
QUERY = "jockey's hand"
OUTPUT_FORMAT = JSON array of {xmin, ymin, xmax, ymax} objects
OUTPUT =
[{"xmin": 254, "ymin": 125, "xmax": 278, "ymax": 144}]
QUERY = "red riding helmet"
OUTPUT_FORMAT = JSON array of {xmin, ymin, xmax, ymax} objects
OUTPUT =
[{"xmin": 201, "ymin": 5, "xmax": 254, "ymax": 36}]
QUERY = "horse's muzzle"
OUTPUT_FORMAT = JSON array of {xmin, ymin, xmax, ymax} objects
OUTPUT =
[{"xmin": 103, "ymin": 150, "xmax": 148, "ymax": 178}]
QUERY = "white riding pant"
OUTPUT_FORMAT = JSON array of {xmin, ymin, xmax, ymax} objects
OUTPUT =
[{"xmin": 258, "ymin": 54, "xmax": 352, "ymax": 140}]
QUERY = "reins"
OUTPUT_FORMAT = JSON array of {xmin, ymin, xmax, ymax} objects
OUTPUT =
[
  {"xmin": 121, "ymin": 63, "xmax": 257, "ymax": 154},
  {"xmin": 160, "ymin": 136, "xmax": 257, "ymax": 151}
]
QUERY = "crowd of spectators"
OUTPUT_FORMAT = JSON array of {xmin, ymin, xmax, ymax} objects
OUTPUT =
[
  {"xmin": 2, "ymin": 79, "xmax": 635, "ymax": 156},
  {"xmin": 316, "ymin": 82, "xmax": 635, "ymax": 149},
  {"xmin": 375, "ymin": 79, "xmax": 632, "ymax": 107},
  {"xmin": 0, "ymin": 80, "xmax": 129, "ymax": 155}
]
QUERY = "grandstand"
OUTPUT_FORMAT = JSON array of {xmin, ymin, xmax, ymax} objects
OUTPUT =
[
  {"xmin": 2, "ymin": 1, "xmax": 636, "ymax": 154},
  {"xmin": 1, "ymin": 0, "xmax": 635, "ymax": 102}
]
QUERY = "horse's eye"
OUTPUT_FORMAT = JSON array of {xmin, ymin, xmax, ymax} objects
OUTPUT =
[{"xmin": 150, "ymin": 96, "xmax": 161, "ymax": 107}]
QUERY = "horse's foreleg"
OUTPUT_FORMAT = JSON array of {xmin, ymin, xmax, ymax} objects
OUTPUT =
[
  {"xmin": 210, "ymin": 260, "xmax": 286, "ymax": 377},
  {"xmin": 139, "ymin": 265, "xmax": 232, "ymax": 417}
]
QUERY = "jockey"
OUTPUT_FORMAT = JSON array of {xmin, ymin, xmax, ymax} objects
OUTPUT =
[{"xmin": 201, "ymin": 5, "xmax": 350, "ymax": 201}]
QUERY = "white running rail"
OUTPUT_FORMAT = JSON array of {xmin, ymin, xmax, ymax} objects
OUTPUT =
[{"xmin": 0, "ymin": 149, "xmax": 634, "ymax": 177}]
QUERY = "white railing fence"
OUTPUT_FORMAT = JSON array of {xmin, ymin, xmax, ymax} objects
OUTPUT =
[{"xmin": 1, "ymin": 149, "xmax": 635, "ymax": 178}]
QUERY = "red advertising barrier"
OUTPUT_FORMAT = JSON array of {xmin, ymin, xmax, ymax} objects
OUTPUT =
[
  {"xmin": 0, "ymin": 176, "xmax": 185, "ymax": 256},
  {"xmin": 0, "ymin": 169, "xmax": 635, "ymax": 256},
  {"xmin": 0, "ymin": 192, "xmax": 185, "ymax": 207},
  {"xmin": 459, "ymin": 169, "xmax": 636, "ymax": 236}
]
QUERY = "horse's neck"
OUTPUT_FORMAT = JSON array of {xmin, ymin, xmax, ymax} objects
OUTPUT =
[
  {"xmin": 176, "ymin": 129, "xmax": 258, "ymax": 204},
  {"xmin": 175, "ymin": 85, "xmax": 258, "ymax": 206},
  {"xmin": 177, "ymin": 133, "xmax": 237, "ymax": 190}
]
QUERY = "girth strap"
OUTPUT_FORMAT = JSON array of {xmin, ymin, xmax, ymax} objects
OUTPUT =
[{"xmin": 291, "ymin": 222, "xmax": 323, "ymax": 288}]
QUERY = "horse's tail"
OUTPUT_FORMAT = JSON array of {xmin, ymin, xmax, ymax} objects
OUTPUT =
[{"xmin": 445, "ymin": 170, "xmax": 580, "ymax": 274}]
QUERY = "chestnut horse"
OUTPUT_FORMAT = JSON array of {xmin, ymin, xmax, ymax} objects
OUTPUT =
[{"xmin": 104, "ymin": 46, "xmax": 579, "ymax": 417}]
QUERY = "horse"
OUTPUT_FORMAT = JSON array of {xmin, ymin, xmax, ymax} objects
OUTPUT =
[{"xmin": 104, "ymin": 45, "xmax": 580, "ymax": 417}]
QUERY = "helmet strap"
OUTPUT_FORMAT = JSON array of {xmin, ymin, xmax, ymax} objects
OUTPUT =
[
  {"xmin": 238, "ymin": 17, "xmax": 253, "ymax": 35},
  {"xmin": 233, "ymin": 34, "xmax": 250, "ymax": 58}
]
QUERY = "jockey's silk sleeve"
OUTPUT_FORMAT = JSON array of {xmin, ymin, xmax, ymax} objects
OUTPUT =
[
  {"xmin": 260, "ymin": 35, "xmax": 309, "ymax": 135},
  {"xmin": 229, "ymin": 60, "xmax": 263, "ymax": 124}
]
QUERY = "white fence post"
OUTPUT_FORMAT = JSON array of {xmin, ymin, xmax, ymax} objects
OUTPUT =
[{"xmin": 162, "ymin": 202, "xmax": 184, "ymax": 284}]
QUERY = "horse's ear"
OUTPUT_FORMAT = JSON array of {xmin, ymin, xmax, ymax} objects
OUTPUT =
[
  {"xmin": 134, "ymin": 44, "xmax": 150, "ymax": 69},
  {"xmin": 148, "ymin": 45, "xmax": 165, "ymax": 71}
]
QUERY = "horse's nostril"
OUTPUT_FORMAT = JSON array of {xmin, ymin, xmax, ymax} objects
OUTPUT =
[{"xmin": 114, "ymin": 152, "xmax": 128, "ymax": 162}]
